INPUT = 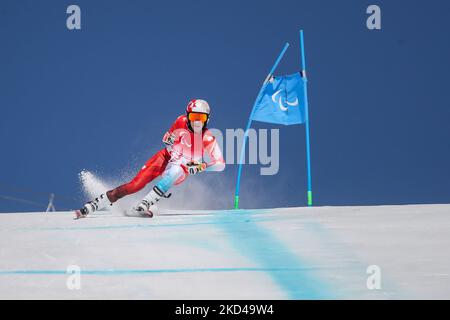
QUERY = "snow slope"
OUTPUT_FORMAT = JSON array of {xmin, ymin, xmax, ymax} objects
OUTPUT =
[{"xmin": 0, "ymin": 204, "xmax": 449, "ymax": 299}]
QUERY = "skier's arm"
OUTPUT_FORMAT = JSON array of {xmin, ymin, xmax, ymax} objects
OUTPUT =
[
  {"xmin": 162, "ymin": 115, "xmax": 184, "ymax": 146},
  {"xmin": 162, "ymin": 131, "xmax": 176, "ymax": 146},
  {"xmin": 203, "ymin": 134, "xmax": 225, "ymax": 172}
]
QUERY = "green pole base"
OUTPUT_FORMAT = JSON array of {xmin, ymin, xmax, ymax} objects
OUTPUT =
[
  {"xmin": 234, "ymin": 196, "xmax": 239, "ymax": 209},
  {"xmin": 307, "ymin": 191, "xmax": 313, "ymax": 207}
]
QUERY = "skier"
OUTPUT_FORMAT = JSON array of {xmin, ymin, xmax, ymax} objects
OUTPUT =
[{"xmin": 75, "ymin": 99, "xmax": 225, "ymax": 219}]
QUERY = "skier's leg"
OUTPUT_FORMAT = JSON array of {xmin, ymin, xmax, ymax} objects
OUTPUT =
[
  {"xmin": 133, "ymin": 163, "xmax": 187, "ymax": 216},
  {"xmin": 75, "ymin": 149, "xmax": 170, "ymax": 218},
  {"xmin": 106, "ymin": 148, "xmax": 171, "ymax": 202}
]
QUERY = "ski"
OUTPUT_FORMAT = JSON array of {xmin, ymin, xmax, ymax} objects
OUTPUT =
[{"xmin": 73, "ymin": 209, "xmax": 87, "ymax": 220}]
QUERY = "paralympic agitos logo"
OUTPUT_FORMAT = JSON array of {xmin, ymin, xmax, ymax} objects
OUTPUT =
[{"xmin": 271, "ymin": 89, "xmax": 299, "ymax": 111}]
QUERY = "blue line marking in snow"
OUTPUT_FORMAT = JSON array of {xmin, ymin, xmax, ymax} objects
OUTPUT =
[
  {"xmin": 0, "ymin": 267, "xmax": 340, "ymax": 276},
  {"xmin": 214, "ymin": 209, "xmax": 334, "ymax": 299}
]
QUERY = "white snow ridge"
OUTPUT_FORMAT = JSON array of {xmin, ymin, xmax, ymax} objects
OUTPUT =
[{"xmin": 0, "ymin": 203, "xmax": 449, "ymax": 299}]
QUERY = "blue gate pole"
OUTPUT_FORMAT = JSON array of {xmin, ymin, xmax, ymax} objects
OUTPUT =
[
  {"xmin": 234, "ymin": 42, "xmax": 290, "ymax": 209},
  {"xmin": 300, "ymin": 30, "xmax": 313, "ymax": 206}
]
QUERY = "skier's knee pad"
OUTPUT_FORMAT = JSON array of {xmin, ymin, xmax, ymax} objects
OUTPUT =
[{"xmin": 158, "ymin": 166, "xmax": 184, "ymax": 192}]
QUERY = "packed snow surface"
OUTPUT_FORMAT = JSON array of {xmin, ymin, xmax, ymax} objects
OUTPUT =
[{"xmin": 0, "ymin": 204, "xmax": 449, "ymax": 299}]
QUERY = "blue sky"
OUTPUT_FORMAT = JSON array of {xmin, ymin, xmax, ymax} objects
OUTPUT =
[{"xmin": 1, "ymin": 0, "xmax": 449, "ymax": 212}]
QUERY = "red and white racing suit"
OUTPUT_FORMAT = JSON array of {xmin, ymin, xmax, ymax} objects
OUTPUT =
[{"xmin": 107, "ymin": 115, "xmax": 225, "ymax": 202}]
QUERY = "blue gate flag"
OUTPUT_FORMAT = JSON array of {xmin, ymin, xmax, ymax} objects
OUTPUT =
[{"xmin": 251, "ymin": 72, "xmax": 306, "ymax": 125}]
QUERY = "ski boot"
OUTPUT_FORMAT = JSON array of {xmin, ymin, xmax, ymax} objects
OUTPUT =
[
  {"xmin": 131, "ymin": 186, "xmax": 171, "ymax": 218},
  {"xmin": 74, "ymin": 193, "xmax": 112, "ymax": 219}
]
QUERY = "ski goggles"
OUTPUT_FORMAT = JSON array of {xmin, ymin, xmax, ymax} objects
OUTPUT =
[{"xmin": 188, "ymin": 112, "xmax": 208, "ymax": 123}]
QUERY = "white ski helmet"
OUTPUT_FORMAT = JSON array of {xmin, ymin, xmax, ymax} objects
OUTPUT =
[
  {"xmin": 186, "ymin": 99, "xmax": 210, "ymax": 115},
  {"xmin": 186, "ymin": 99, "xmax": 211, "ymax": 127}
]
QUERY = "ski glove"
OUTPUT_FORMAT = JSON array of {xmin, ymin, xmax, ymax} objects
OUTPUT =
[
  {"xmin": 162, "ymin": 132, "xmax": 176, "ymax": 146},
  {"xmin": 185, "ymin": 162, "xmax": 207, "ymax": 175}
]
